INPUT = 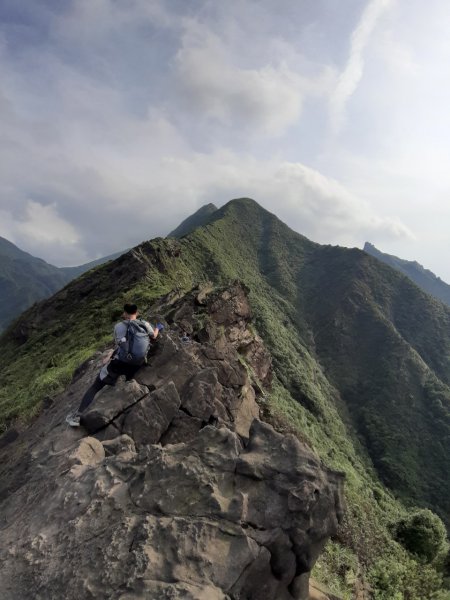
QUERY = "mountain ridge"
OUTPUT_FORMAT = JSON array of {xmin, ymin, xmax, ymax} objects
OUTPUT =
[
  {"xmin": 0, "ymin": 236, "xmax": 128, "ymax": 333},
  {"xmin": 168, "ymin": 202, "xmax": 218, "ymax": 238},
  {"xmin": 364, "ymin": 241, "xmax": 450, "ymax": 306},
  {"xmin": 0, "ymin": 235, "xmax": 70, "ymax": 334},
  {"xmin": 1, "ymin": 198, "xmax": 449, "ymax": 597}
]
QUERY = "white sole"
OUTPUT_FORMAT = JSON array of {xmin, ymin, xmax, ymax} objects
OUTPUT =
[{"xmin": 65, "ymin": 414, "xmax": 80, "ymax": 427}]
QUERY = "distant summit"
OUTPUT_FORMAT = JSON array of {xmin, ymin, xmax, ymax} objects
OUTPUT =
[
  {"xmin": 168, "ymin": 203, "xmax": 218, "ymax": 238},
  {"xmin": 0, "ymin": 237, "xmax": 127, "ymax": 333},
  {"xmin": 59, "ymin": 249, "xmax": 128, "ymax": 280},
  {"xmin": 0, "ymin": 236, "xmax": 69, "ymax": 333},
  {"xmin": 364, "ymin": 242, "xmax": 450, "ymax": 306}
]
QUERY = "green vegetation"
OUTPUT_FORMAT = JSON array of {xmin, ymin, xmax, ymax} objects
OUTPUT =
[
  {"xmin": 394, "ymin": 509, "xmax": 448, "ymax": 564},
  {"xmin": 1, "ymin": 198, "xmax": 449, "ymax": 597},
  {"xmin": 0, "ymin": 236, "xmax": 70, "ymax": 333},
  {"xmin": 0, "ymin": 238, "xmax": 192, "ymax": 431},
  {"xmin": 167, "ymin": 202, "xmax": 218, "ymax": 238},
  {"xmin": 368, "ymin": 557, "xmax": 449, "ymax": 600},
  {"xmin": 0, "ymin": 235, "xmax": 127, "ymax": 334},
  {"xmin": 364, "ymin": 242, "xmax": 450, "ymax": 307}
]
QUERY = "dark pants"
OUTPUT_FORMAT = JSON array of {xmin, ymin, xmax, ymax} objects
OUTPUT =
[
  {"xmin": 77, "ymin": 359, "xmax": 141, "ymax": 414},
  {"xmin": 78, "ymin": 375, "xmax": 107, "ymax": 413}
]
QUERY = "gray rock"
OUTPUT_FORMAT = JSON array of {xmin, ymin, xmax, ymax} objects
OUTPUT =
[
  {"xmin": 180, "ymin": 367, "xmax": 220, "ymax": 420},
  {"xmin": 160, "ymin": 411, "xmax": 203, "ymax": 445},
  {"xmin": 102, "ymin": 434, "xmax": 136, "ymax": 459},
  {"xmin": 0, "ymin": 283, "xmax": 345, "ymax": 600},
  {"xmin": 122, "ymin": 382, "xmax": 181, "ymax": 447},
  {"xmin": 82, "ymin": 379, "xmax": 149, "ymax": 433},
  {"xmin": 135, "ymin": 336, "xmax": 197, "ymax": 393}
]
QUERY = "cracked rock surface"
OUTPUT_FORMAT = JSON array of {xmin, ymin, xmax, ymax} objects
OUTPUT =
[{"xmin": 0, "ymin": 283, "xmax": 344, "ymax": 600}]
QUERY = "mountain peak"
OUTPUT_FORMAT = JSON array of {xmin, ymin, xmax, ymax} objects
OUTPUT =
[
  {"xmin": 168, "ymin": 203, "xmax": 218, "ymax": 238},
  {"xmin": 2, "ymin": 208, "xmax": 450, "ymax": 597},
  {"xmin": 220, "ymin": 197, "xmax": 270, "ymax": 216},
  {"xmin": 0, "ymin": 236, "xmax": 48, "ymax": 263}
]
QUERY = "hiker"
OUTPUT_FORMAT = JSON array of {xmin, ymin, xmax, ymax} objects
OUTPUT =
[{"xmin": 66, "ymin": 303, "xmax": 163, "ymax": 427}]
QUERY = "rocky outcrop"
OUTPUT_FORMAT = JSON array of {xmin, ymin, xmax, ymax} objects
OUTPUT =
[{"xmin": 0, "ymin": 283, "xmax": 344, "ymax": 600}]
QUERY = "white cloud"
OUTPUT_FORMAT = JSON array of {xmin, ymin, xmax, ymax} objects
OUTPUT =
[
  {"xmin": 0, "ymin": 209, "xmax": 17, "ymax": 242},
  {"xmin": 174, "ymin": 24, "xmax": 303, "ymax": 136},
  {"xmin": 1, "ymin": 0, "xmax": 448, "ymax": 280},
  {"xmin": 330, "ymin": 0, "xmax": 393, "ymax": 134},
  {"xmin": 17, "ymin": 201, "xmax": 80, "ymax": 245},
  {"xmin": 0, "ymin": 201, "xmax": 84, "ymax": 265},
  {"xmin": 232, "ymin": 160, "xmax": 414, "ymax": 245},
  {"xmin": 0, "ymin": 136, "xmax": 412, "ymax": 265},
  {"xmin": 374, "ymin": 31, "xmax": 419, "ymax": 78},
  {"xmin": 113, "ymin": 151, "xmax": 414, "ymax": 250}
]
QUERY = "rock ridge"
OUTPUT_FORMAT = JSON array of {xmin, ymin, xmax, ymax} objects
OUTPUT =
[{"xmin": 0, "ymin": 282, "xmax": 344, "ymax": 600}]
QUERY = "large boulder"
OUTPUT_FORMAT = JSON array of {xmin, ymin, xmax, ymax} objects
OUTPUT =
[
  {"xmin": 81, "ymin": 379, "xmax": 149, "ymax": 434},
  {"xmin": 122, "ymin": 382, "xmax": 181, "ymax": 447},
  {"xmin": 0, "ymin": 421, "xmax": 344, "ymax": 600}
]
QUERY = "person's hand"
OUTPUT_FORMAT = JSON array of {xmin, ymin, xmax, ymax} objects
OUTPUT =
[{"xmin": 156, "ymin": 323, "xmax": 165, "ymax": 331}]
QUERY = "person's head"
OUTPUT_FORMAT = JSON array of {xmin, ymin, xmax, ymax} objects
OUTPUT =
[{"xmin": 123, "ymin": 303, "xmax": 138, "ymax": 319}]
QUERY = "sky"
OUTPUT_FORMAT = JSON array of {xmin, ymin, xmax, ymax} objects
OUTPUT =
[{"xmin": 1, "ymin": 0, "xmax": 450, "ymax": 282}]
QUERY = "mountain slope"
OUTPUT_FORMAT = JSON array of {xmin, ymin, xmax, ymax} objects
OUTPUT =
[
  {"xmin": 0, "ymin": 236, "xmax": 70, "ymax": 333},
  {"xmin": 0, "ymin": 237, "xmax": 127, "ymax": 333},
  {"xmin": 184, "ymin": 200, "xmax": 450, "ymax": 516},
  {"xmin": 168, "ymin": 203, "xmax": 218, "ymax": 238},
  {"xmin": 364, "ymin": 241, "xmax": 450, "ymax": 306},
  {"xmin": 0, "ymin": 198, "xmax": 449, "ymax": 598},
  {"xmin": 59, "ymin": 248, "xmax": 129, "ymax": 279}
]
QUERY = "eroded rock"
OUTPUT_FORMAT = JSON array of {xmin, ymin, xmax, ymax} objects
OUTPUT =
[
  {"xmin": 0, "ymin": 282, "xmax": 344, "ymax": 600},
  {"xmin": 0, "ymin": 421, "xmax": 344, "ymax": 600},
  {"xmin": 122, "ymin": 382, "xmax": 181, "ymax": 448},
  {"xmin": 82, "ymin": 379, "xmax": 149, "ymax": 434}
]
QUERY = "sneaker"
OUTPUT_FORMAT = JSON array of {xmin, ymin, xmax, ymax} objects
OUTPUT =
[{"xmin": 66, "ymin": 413, "xmax": 81, "ymax": 427}]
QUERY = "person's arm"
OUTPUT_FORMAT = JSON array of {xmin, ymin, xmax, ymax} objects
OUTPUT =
[
  {"xmin": 99, "ymin": 324, "xmax": 123, "ymax": 366},
  {"xmin": 153, "ymin": 322, "xmax": 165, "ymax": 338},
  {"xmin": 102, "ymin": 348, "xmax": 114, "ymax": 365},
  {"xmin": 114, "ymin": 322, "xmax": 127, "ymax": 346},
  {"xmin": 143, "ymin": 320, "xmax": 163, "ymax": 339}
]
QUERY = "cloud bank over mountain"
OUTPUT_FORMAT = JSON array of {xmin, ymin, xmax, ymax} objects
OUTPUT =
[{"xmin": 0, "ymin": 0, "xmax": 449, "ymax": 279}]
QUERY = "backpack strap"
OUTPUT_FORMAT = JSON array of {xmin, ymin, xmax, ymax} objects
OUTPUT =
[{"xmin": 126, "ymin": 320, "xmax": 134, "ymax": 358}]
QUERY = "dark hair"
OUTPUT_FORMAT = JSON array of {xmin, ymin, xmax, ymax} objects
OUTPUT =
[{"xmin": 123, "ymin": 303, "xmax": 138, "ymax": 315}]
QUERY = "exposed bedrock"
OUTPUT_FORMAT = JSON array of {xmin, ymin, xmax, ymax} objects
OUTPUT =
[{"xmin": 0, "ymin": 283, "xmax": 344, "ymax": 600}]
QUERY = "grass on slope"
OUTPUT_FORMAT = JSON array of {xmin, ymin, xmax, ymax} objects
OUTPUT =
[
  {"xmin": 0, "ymin": 198, "xmax": 448, "ymax": 598},
  {"xmin": 0, "ymin": 239, "xmax": 193, "ymax": 432}
]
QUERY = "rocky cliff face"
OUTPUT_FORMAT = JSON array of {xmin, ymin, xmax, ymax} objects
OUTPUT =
[{"xmin": 0, "ymin": 283, "xmax": 344, "ymax": 600}]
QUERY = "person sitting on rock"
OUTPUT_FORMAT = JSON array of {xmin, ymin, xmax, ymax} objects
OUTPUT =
[{"xmin": 66, "ymin": 303, "xmax": 163, "ymax": 427}]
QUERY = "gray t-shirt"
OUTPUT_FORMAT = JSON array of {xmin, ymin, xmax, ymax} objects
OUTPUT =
[{"xmin": 114, "ymin": 319, "xmax": 154, "ymax": 347}]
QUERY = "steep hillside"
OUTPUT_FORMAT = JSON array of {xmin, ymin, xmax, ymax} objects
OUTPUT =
[
  {"xmin": 0, "ymin": 236, "xmax": 69, "ymax": 333},
  {"xmin": 364, "ymin": 241, "xmax": 450, "ymax": 306},
  {"xmin": 184, "ymin": 201, "xmax": 450, "ymax": 518},
  {"xmin": 168, "ymin": 203, "xmax": 218, "ymax": 238},
  {"xmin": 0, "ymin": 236, "xmax": 127, "ymax": 333},
  {"xmin": 1, "ymin": 199, "xmax": 449, "ymax": 598},
  {"xmin": 59, "ymin": 248, "xmax": 128, "ymax": 279}
]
